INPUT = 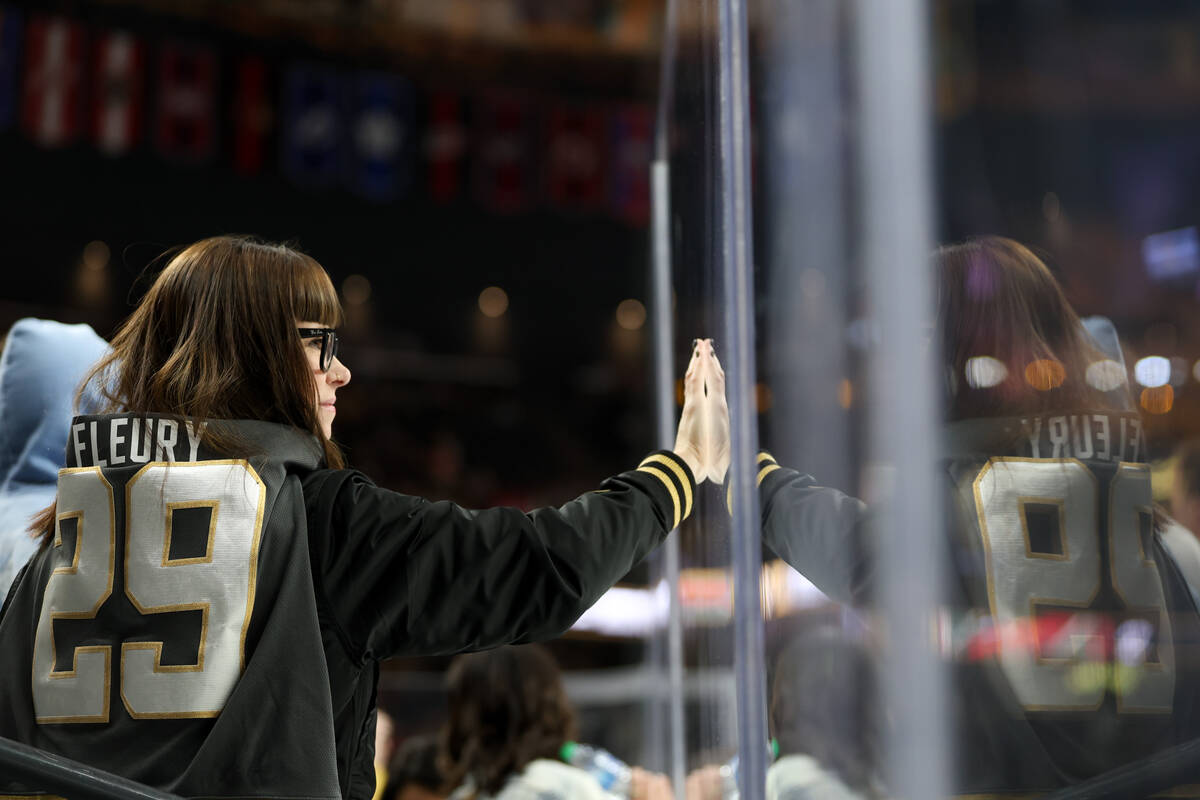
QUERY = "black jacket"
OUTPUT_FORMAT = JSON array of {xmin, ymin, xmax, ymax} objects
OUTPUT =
[
  {"xmin": 753, "ymin": 411, "xmax": 1200, "ymax": 795},
  {"xmin": 0, "ymin": 413, "xmax": 695, "ymax": 799}
]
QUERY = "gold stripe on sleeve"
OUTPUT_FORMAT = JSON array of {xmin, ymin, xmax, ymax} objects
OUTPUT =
[
  {"xmin": 757, "ymin": 452, "xmax": 776, "ymax": 465},
  {"xmin": 757, "ymin": 463, "xmax": 781, "ymax": 487},
  {"xmin": 639, "ymin": 454, "xmax": 693, "ymax": 520},
  {"xmin": 637, "ymin": 465, "xmax": 682, "ymax": 529}
]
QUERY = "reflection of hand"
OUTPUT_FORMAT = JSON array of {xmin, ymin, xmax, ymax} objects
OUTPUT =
[
  {"xmin": 704, "ymin": 343, "xmax": 731, "ymax": 485},
  {"xmin": 684, "ymin": 765, "xmax": 724, "ymax": 800},
  {"xmin": 631, "ymin": 767, "xmax": 675, "ymax": 800},
  {"xmin": 673, "ymin": 342, "xmax": 707, "ymax": 481}
]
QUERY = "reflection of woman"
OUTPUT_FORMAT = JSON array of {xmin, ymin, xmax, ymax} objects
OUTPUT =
[
  {"xmin": 705, "ymin": 237, "xmax": 1200, "ymax": 794},
  {"xmin": 766, "ymin": 633, "xmax": 880, "ymax": 800},
  {"xmin": 0, "ymin": 236, "xmax": 706, "ymax": 799}
]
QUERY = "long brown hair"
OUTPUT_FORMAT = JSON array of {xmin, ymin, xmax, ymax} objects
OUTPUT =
[
  {"xmin": 938, "ymin": 236, "xmax": 1112, "ymax": 421},
  {"xmin": 439, "ymin": 645, "xmax": 577, "ymax": 796},
  {"xmin": 31, "ymin": 235, "xmax": 345, "ymax": 542}
]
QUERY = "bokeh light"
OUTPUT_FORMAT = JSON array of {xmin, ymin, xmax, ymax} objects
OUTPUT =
[
  {"xmin": 1085, "ymin": 359, "xmax": 1127, "ymax": 392},
  {"xmin": 965, "ymin": 356, "xmax": 1007, "ymax": 389},
  {"xmin": 82, "ymin": 241, "xmax": 110, "ymax": 271},
  {"xmin": 1140, "ymin": 385, "xmax": 1174, "ymax": 414},
  {"xmin": 838, "ymin": 378, "xmax": 853, "ymax": 409},
  {"xmin": 755, "ymin": 383, "xmax": 773, "ymax": 413},
  {"xmin": 615, "ymin": 298, "xmax": 646, "ymax": 331},
  {"xmin": 342, "ymin": 274, "xmax": 372, "ymax": 305},
  {"xmin": 1024, "ymin": 359, "xmax": 1066, "ymax": 391},
  {"xmin": 478, "ymin": 286, "xmax": 509, "ymax": 318},
  {"xmin": 1134, "ymin": 356, "xmax": 1171, "ymax": 388}
]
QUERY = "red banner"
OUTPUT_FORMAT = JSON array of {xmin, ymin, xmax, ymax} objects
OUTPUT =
[
  {"xmin": 155, "ymin": 41, "xmax": 217, "ymax": 163},
  {"xmin": 91, "ymin": 29, "xmax": 145, "ymax": 156},
  {"xmin": 544, "ymin": 103, "xmax": 607, "ymax": 211},
  {"xmin": 20, "ymin": 16, "xmax": 85, "ymax": 148},
  {"xmin": 425, "ymin": 91, "xmax": 465, "ymax": 203},
  {"xmin": 473, "ymin": 92, "xmax": 533, "ymax": 214},
  {"xmin": 232, "ymin": 56, "xmax": 272, "ymax": 174},
  {"xmin": 609, "ymin": 104, "xmax": 652, "ymax": 225}
]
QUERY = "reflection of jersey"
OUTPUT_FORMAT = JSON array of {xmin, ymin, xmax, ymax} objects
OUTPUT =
[
  {"xmin": 0, "ymin": 414, "xmax": 693, "ymax": 799},
  {"xmin": 757, "ymin": 411, "xmax": 1200, "ymax": 795}
]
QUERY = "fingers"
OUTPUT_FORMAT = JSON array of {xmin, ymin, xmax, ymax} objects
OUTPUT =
[
  {"xmin": 631, "ymin": 768, "xmax": 675, "ymax": 800},
  {"xmin": 684, "ymin": 343, "xmax": 703, "ymax": 399},
  {"xmin": 684, "ymin": 765, "xmax": 724, "ymax": 800},
  {"xmin": 674, "ymin": 337, "xmax": 720, "ymax": 485},
  {"xmin": 699, "ymin": 341, "xmax": 731, "ymax": 485},
  {"xmin": 708, "ymin": 348, "xmax": 726, "ymax": 404},
  {"xmin": 674, "ymin": 339, "xmax": 709, "ymax": 482}
]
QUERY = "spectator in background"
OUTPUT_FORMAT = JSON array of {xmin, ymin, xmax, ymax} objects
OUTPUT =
[
  {"xmin": 440, "ymin": 644, "xmax": 672, "ymax": 800},
  {"xmin": 1161, "ymin": 440, "xmax": 1200, "ymax": 592},
  {"xmin": 384, "ymin": 735, "xmax": 445, "ymax": 800},
  {"xmin": 682, "ymin": 630, "xmax": 882, "ymax": 800},
  {"xmin": 0, "ymin": 318, "xmax": 107, "ymax": 599}
]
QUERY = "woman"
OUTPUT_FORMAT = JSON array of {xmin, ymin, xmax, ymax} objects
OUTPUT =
[
  {"xmin": 0, "ymin": 235, "xmax": 709, "ymax": 800},
  {"xmin": 441, "ymin": 644, "xmax": 671, "ymax": 800},
  {"xmin": 708, "ymin": 237, "xmax": 1200, "ymax": 795}
]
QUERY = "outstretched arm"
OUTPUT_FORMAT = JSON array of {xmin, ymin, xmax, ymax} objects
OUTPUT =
[{"xmin": 304, "ymin": 345, "xmax": 714, "ymax": 662}]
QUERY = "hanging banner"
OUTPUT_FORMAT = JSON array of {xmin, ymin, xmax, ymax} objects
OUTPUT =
[
  {"xmin": 282, "ymin": 63, "xmax": 343, "ymax": 188},
  {"xmin": 544, "ymin": 102, "xmax": 607, "ymax": 211},
  {"xmin": 473, "ymin": 91, "xmax": 533, "ymax": 214},
  {"xmin": 424, "ymin": 91, "xmax": 465, "ymax": 203},
  {"xmin": 0, "ymin": 6, "xmax": 652, "ymax": 225},
  {"xmin": 232, "ymin": 55, "xmax": 272, "ymax": 174},
  {"xmin": 609, "ymin": 104, "xmax": 651, "ymax": 225},
  {"xmin": 0, "ymin": 6, "xmax": 20, "ymax": 130},
  {"xmin": 20, "ymin": 15, "xmax": 85, "ymax": 148},
  {"xmin": 347, "ymin": 72, "xmax": 414, "ymax": 201},
  {"xmin": 155, "ymin": 41, "xmax": 217, "ymax": 163},
  {"xmin": 91, "ymin": 29, "xmax": 145, "ymax": 156}
]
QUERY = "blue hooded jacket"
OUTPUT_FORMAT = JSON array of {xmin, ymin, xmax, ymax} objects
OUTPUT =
[{"xmin": 0, "ymin": 319, "xmax": 107, "ymax": 599}]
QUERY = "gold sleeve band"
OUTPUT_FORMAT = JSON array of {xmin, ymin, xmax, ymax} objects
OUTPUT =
[
  {"xmin": 757, "ymin": 464, "xmax": 781, "ymax": 486},
  {"xmin": 638, "ymin": 453, "xmax": 694, "ymax": 520},
  {"xmin": 637, "ymin": 465, "xmax": 682, "ymax": 529}
]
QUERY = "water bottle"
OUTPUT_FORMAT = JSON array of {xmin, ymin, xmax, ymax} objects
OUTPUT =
[
  {"xmin": 560, "ymin": 741, "xmax": 632, "ymax": 798},
  {"xmin": 719, "ymin": 754, "xmax": 740, "ymax": 800},
  {"xmin": 720, "ymin": 740, "xmax": 777, "ymax": 800}
]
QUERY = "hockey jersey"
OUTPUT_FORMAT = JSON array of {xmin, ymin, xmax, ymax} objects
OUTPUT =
[
  {"xmin": 756, "ymin": 410, "xmax": 1200, "ymax": 795},
  {"xmin": 0, "ymin": 413, "xmax": 694, "ymax": 799}
]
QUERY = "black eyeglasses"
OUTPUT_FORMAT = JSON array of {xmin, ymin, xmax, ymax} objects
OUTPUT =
[{"xmin": 297, "ymin": 327, "xmax": 340, "ymax": 372}]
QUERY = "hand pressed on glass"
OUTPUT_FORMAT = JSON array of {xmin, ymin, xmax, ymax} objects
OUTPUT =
[{"xmin": 673, "ymin": 338, "xmax": 731, "ymax": 484}]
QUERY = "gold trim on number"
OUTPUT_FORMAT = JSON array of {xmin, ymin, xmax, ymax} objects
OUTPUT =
[{"xmin": 35, "ymin": 467, "xmax": 116, "ymax": 725}]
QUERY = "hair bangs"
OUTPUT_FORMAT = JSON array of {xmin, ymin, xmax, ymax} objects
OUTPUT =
[{"xmin": 290, "ymin": 252, "xmax": 344, "ymax": 328}]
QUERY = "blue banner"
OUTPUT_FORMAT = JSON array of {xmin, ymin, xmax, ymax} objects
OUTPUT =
[
  {"xmin": 346, "ymin": 72, "xmax": 414, "ymax": 201},
  {"xmin": 281, "ymin": 63, "xmax": 343, "ymax": 188}
]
